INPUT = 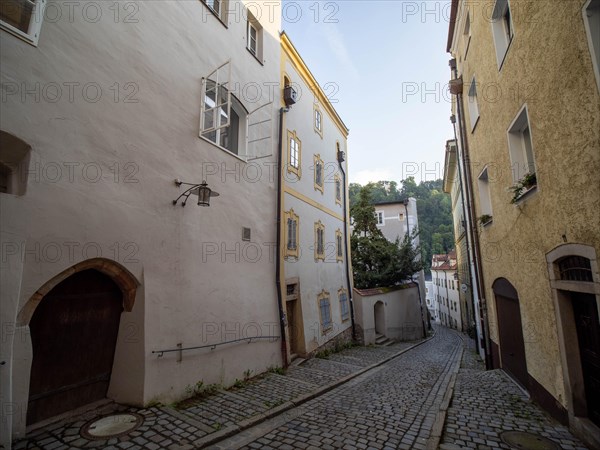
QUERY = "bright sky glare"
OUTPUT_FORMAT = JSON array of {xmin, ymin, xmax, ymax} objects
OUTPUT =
[{"xmin": 281, "ymin": 0, "xmax": 455, "ymax": 185}]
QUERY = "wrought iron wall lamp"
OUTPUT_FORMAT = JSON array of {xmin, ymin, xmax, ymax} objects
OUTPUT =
[{"xmin": 173, "ymin": 179, "xmax": 220, "ymax": 207}]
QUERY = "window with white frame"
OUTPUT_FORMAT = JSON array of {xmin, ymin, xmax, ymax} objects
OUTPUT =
[
  {"xmin": 339, "ymin": 289, "xmax": 349, "ymax": 322},
  {"xmin": 463, "ymin": 10, "xmax": 472, "ymax": 59},
  {"xmin": 203, "ymin": 0, "xmax": 228, "ymax": 23},
  {"xmin": 584, "ymin": 0, "xmax": 600, "ymax": 92},
  {"xmin": 375, "ymin": 211, "xmax": 384, "ymax": 226},
  {"xmin": 315, "ymin": 221, "xmax": 325, "ymax": 261},
  {"xmin": 200, "ymin": 60, "xmax": 272, "ymax": 160},
  {"xmin": 335, "ymin": 174, "xmax": 342, "ymax": 205},
  {"xmin": 336, "ymin": 229, "xmax": 343, "ymax": 262},
  {"xmin": 507, "ymin": 105, "xmax": 536, "ymax": 184},
  {"xmin": 246, "ymin": 11, "xmax": 263, "ymax": 61},
  {"xmin": 0, "ymin": 0, "xmax": 46, "ymax": 45},
  {"xmin": 467, "ymin": 77, "xmax": 480, "ymax": 131},
  {"xmin": 491, "ymin": 0, "xmax": 514, "ymax": 69},
  {"xmin": 477, "ymin": 167, "xmax": 493, "ymax": 221},
  {"xmin": 318, "ymin": 291, "xmax": 332, "ymax": 333},
  {"xmin": 314, "ymin": 154, "xmax": 324, "ymax": 193},
  {"xmin": 314, "ymin": 105, "xmax": 323, "ymax": 136},
  {"xmin": 285, "ymin": 209, "xmax": 299, "ymax": 258},
  {"xmin": 287, "ymin": 130, "xmax": 301, "ymax": 177}
]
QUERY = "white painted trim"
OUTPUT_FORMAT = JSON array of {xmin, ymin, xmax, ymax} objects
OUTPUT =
[
  {"xmin": 583, "ymin": 0, "xmax": 600, "ymax": 95},
  {"xmin": 0, "ymin": 0, "xmax": 46, "ymax": 47}
]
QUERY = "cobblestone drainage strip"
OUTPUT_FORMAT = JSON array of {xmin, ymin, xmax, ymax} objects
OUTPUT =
[
  {"xmin": 80, "ymin": 413, "xmax": 144, "ymax": 440},
  {"xmin": 500, "ymin": 431, "xmax": 561, "ymax": 450}
]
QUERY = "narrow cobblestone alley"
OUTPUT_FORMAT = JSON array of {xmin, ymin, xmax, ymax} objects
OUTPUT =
[{"xmin": 13, "ymin": 326, "xmax": 590, "ymax": 449}]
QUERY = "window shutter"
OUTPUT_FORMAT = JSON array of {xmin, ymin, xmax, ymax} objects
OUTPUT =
[
  {"xmin": 200, "ymin": 60, "xmax": 231, "ymax": 137},
  {"xmin": 246, "ymin": 101, "xmax": 273, "ymax": 160}
]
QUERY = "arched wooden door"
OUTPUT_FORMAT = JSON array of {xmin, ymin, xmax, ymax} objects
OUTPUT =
[
  {"xmin": 493, "ymin": 278, "xmax": 528, "ymax": 388},
  {"xmin": 27, "ymin": 269, "xmax": 123, "ymax": 424}
]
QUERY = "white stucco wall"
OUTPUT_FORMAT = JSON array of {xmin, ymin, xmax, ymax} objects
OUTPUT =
[{"xmin": 1, "ymin": 0, "xmax": 283, "ymax": 442}]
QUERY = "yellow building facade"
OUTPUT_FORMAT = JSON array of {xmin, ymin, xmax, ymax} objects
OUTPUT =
[{"xmin": 448, "ymin": 0, "xmax": 600, "ymax": 445}]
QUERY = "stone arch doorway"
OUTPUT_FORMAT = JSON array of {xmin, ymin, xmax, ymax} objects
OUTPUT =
[
  {"xmin": 493, "ymin": 278, "xmax": 528, "ymax": 388},
  {"xmin": 547, "ymin": 244, "xmax": 600, "ymax": 430},
  {"xmin": 17, "ymin": 258, "xmax": 138, "ymax": 425},
  {"xmin": 374, "ymin": 301, "xmax": 386, "ymax": 336}
]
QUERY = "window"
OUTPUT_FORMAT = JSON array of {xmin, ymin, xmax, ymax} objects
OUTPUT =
[
  {"xmin": 200, "ymin": 61, "xmax": 272, "ymax": 160},
  {"xmin": 0, "ymin": 0, "xmax": 46, "ymax": 45},
  {"xmin": 584, "ymin": 0, "xmax": 600, "ymax": 92},
  {"xmin": 477, "ymin": 166, "xmax": 493, "ymax": 221},
  {"xmin": 467, "ymin": 77, "xmax": 480, "ymax": 131},
  {"xmin": 246, "ymin": 11, "xmax": 263, "ymax": 61},
  {"xmin": 336, "ymin": 229, "xmax": 343, "ymax": 262},
  {"xmin": 558, "ymin": 256, "xmax": 594, "ymax": 282},
  {"xmin": 463, "ymin": 11, "xmax": 472, "ymax": 59},
  {"xmin": 314, "ymin": 154, "xmax": 324, "ymax": 193},
  {"xmin": 375, "ymin": 211, "xmax": 384, "ymax": 226},
  {"xmin": 339, "ymin": 289, "xmax": 350, "ymax": 322},
  {"xmin": 286, "ymin": 281, "xmax": 299, "ymax": 300},
  {"xmin": 284, "ymin": 209, "xmax": 299, "ymax": 258},
  {"xmin": 314, "ymin": 105, "xmax": 323, "ymax": 137},
  {"xmin": 507, "ymin": 105, "xmax": 537, "ymax": 185},
  {"xmin": 315, "ymin": 221, "xmax": 325, "ymax": 261},
  {"xmin": 287, "ymin": 130, "xmax": 301, "ymax": 177},
  {"xmin": 335, "ymin": 174, "xmax": 342, "ymax": 205},
  {"xmin": 0, "ymin": 131, "xmax": 31, "ymax": 196},
  {"xmin": 491, "ymin": 0, "xmax": 514, "ymax": 69},
  {"xmin": 203, "ymin": 0, "xmax": 228, "ymax": 24},
  {"xmin": 318, "ymin": 291, "xmax": 332, "ymax": 333}
]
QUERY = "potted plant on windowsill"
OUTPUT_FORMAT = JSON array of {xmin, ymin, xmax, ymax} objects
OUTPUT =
[
  {"xmin": 479, "ymin": 214, "xmax": 493, "ymax": 226},
  {"xmin": 510, "ymin": 172, "xmax": 537, "ymax": 204}
]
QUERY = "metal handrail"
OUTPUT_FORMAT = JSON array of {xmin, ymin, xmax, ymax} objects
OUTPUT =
[{"xmin": 152, "ymin": 336, "xmax": 280, "ymax": 358}]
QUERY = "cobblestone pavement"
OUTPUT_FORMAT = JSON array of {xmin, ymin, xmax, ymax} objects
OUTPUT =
[
  {"xmin": 440, "ymin": 348, "xmax": 588, "ymax": 450},
  {"xmin": 13, "ymin": 337, "xmax": 423, "ymax": 449},
  {"xmin": 16, "ymin": 326, "xmax": 585, "ymax": 450},
  {"xmin": 212, "ymin": 326, "xmax": 463, "ymax": 450}
]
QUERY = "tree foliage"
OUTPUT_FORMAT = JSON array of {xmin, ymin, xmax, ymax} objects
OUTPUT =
[
  {"xmin": 350, "ymin": 185, "xmax": 423, "ymax": 289},
  {"xmin": 349, "ymin": 177, "xmax": 454, "ymax": 275}
]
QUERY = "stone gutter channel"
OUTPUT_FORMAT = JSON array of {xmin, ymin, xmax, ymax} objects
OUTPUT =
[{"xmin": 194, "ymin": 330, "xmax": 445, "ymax": 449}]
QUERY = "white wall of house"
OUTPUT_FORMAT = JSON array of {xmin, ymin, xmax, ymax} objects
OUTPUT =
[
  {"xmin": 0, "ymin": 1, "xmax": 282, "ymax": 441},
  {"xmin": 281, "ymin": 36, "xmax": 352, "ymax": 357},
  {"xmin": 353, "ymin": 286, "xmax": 424, "ymax": 345}
]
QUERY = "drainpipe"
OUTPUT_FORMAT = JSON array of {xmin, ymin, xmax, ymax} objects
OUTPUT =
[
  {"xmin": 337, "ymin": 150, "xmax": 356, "ymax": 341},
  {"xmin": 449, "ymin": 130, "xmax": 479, "ymax": 352},
  {"xmin": 450, "ymin": 58, "xmax": 492, "ymax": 369},
  {"xmin": 276, "ymin": 106, "xmax": 289, "ymax": 368}
]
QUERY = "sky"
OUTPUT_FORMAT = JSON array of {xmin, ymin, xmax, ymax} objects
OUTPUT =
[{"xmin": 281, "ymin": 0, "xmax": 456, "ymax": 185}]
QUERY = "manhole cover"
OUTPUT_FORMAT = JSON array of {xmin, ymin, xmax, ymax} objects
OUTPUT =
[
  {"xmin": 500, "ymin": 431, "xmax": 561, "ymax": 450},
  {"xmin": 81, "ymin": 413, "xmax": 143, "ymax": 440}
]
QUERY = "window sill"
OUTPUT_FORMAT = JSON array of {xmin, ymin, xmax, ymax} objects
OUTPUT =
[
  {"xmin": 481, "ymin": 218, "xmax": 493, "ymax": 227},
  {"xmin": 199, "ymin": 135, "xmax": 247, "ymax": 163},
  {"xmin": 246, "ymin": 47, "xmax": 264, "ymax": 65},
  {"xmin": 497, "ymin": 37, "xmax": 514, "ymax": 72},
  {"xmin": 470, "ymin": 115, "xmax": 480, "ymax": 133},
  {"xmin": 201, "ymin": 3, "xmax": 228, "ymax": 28},
  {"xmin": 512, "ymin": 185, "xmax": 537, "ymax": 204},
  {"xmin": 0, "ymin": 22, "xmax": 39, "ymax": 47}
]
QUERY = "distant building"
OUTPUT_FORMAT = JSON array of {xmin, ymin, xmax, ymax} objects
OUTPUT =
[
  {"xmin": 425, "ymin": 280, "xmax": 438, "ymax": 322},
  {"xmin": 447, "ymin": 0, "xmax": 600, "ymax": 444},
  {"xmin": 431, "ymin": 252, "xmax": 462, "ymax": 330}
]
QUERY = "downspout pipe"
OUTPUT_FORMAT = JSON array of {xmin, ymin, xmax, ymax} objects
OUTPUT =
[
  {"xmin": 276, "ymin": 106, "xmax": 289, "ymax": 367},
  {"xmin": 450, "ymin": 59, "xmax": 493, "ymax": 369},
  {"xmin": 337, "ymin": 151, "xmax": 356, "ymax": 341}
]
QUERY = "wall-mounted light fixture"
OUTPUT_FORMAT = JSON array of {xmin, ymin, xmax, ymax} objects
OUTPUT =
[{"xmin": 173, "ymin": 179, "xmax": 219, "ymax": 207}]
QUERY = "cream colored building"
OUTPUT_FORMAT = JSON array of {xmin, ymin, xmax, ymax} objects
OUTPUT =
[
  {"xmin": 1, "ymin": 0, "xmax": 285, "ymax": 444},
  {"xmin": 448, "ymin": 0, "xmax": 600, "ymax": 445},
  {"xmin": 279, "ymin": 33, "xmax": 353, "ymax": 360}
]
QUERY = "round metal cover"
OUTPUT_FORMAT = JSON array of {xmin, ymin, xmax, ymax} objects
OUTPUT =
[
  {"xmin": 500, "ymin": 431, "xmax": 561, "ymax": 450},
  {"xmin": 81, "ymin": 413, "xmax": 143, "ymax": 440}
]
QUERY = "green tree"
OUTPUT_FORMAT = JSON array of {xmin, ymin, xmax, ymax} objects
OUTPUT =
[{"xmin": 350, "ymin": 185, "xmax": 423, "ymax": 289}]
